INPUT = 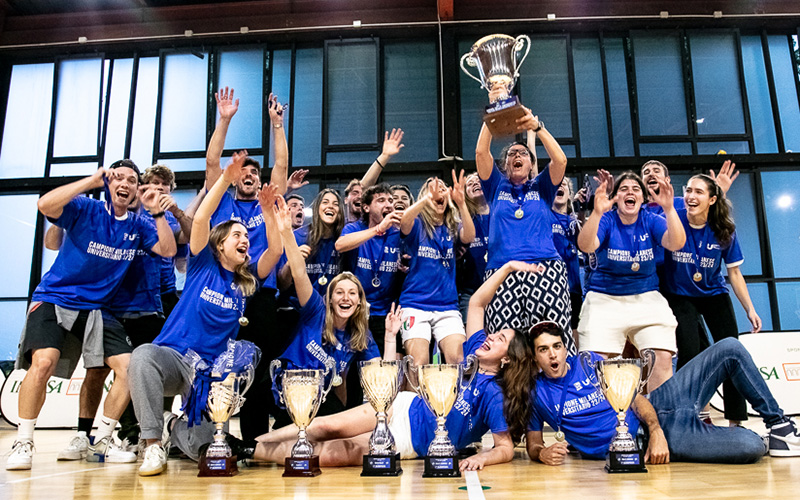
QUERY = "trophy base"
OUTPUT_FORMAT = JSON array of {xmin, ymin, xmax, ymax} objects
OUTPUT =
[
  {"xmin": 605, "ymin": 450, "xmax": 647, "ymax": 473},
  {"xmin": 422, "ymin": 455, "xmax": 460, "ymax": 478},
  {"xmin": 483, "ymin": 96, "xmax": 528, "ymax": 137},
  {"xmin": 361, "ymin": 453, "xmax": 403, "ymax": 476},
  {"xmin": 198, "ymin": 455, "xmax": 239, "ymax": 477},
  {"xmin": 283, "ymin": 456, "xmax": 322, "ymax": 477}
]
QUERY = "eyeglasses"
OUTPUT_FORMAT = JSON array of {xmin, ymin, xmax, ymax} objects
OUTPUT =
[{"xmin": 508, "ymin": 149, "xmax": 530, "ymax": 158}]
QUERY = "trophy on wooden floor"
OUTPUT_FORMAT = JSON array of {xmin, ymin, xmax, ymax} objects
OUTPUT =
[
  {"xmin": 359, "ymin": 358, "xmax": 406, "ymax": 476},
  {"xmin": 270, "ymin": 358, "xmax": 335, "ymax": 477},
  {"xmin": 460, "ymin": 34, "xmax": 532, "ymax": 137},
  {"xmin": 408, "ymin": 355, "xmax": 478, "ymax": 478},
  {"xmin": 579, "ymin": 349, "xmax": 655, "ymax": 473}
]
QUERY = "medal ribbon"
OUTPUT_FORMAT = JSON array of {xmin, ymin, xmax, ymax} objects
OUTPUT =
[
  {"xmin": 685, "ymin": 223, "xmax": 707, "ymax": 283},
  {"xmin": 367, "ymin": 232, "xmax": 388, "ymax": 285},
  {"xmin": 541, "ymin": 371, "xmax": 571, "ymax": 436}
]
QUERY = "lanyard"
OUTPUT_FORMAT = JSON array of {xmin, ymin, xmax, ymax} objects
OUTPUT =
[
  {"xmin": 367, "ymin": 232, "xmax": 388, "ymax": 285},
  {"xmin": 541, "ymin": 371, "xmax": 571, "ymax": 435},
  {"xmin": 686, "ymin": 223, "xmax": 708, "ymax": 283}
]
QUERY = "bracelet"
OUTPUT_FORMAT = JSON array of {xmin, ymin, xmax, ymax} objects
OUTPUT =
[
  {"xmin": 375, "ymin": 157, "xmax": 385, "ymax": 169},
  {"xmin": 151, "ymin": 211, "xmax": 165, "ymax": 219},
  {"xmin": 273, "ymin": 123, "xmax": 283, "ymax": 129},
  {"xmin": 533, "ymin": 121, "xmax": 544, "ymax": 133}
]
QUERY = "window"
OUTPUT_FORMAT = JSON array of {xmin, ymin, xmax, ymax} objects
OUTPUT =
[
  {"xmin": 761, "ymin": 171, "xmax": 800, "ymax": 278},
  {"xmin": 217, "ymin": 48, "xmax": 264, "ymax": 151},
  {"xmin": 689, "ymin": 33, "xmax": 746, "ymax": 136},
  {"xmin": 603, "ymin": 37, "xmax": 634, "ymax": 157},
  {"xmin": 573, "ymin": 37, "xmax": 609, "ymax": 157},
  {"xmin": 53, "ymin": 58, "xmax": 102, "ymax": 158},
  {"xmin": 519, "ymin": 37, "xmax": 573, "ymax": 139},
  {"xmin": 326, "ymin": 40, "xmax": 378, "ymax": 147},
  {"xmin": 632, "ymin": 32, "xmax": 688, "ymax": 136},
  {"xmin": 159, "ymin": 52, "xmax": 209, "ymax": 153},
  {"xmin": 740, "ymin": 35, "xmax": 779, "ymax": 154},
  {"xmin": 768, "ymin": 36, "xmax": 800, "ymax": 152},
  {"xmin": 291, "ymin": 48, "xmax": 323, "ymax": 167}
]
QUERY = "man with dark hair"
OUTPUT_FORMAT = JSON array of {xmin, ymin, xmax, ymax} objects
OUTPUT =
[
  {"xmin": 285, "ymin": 193, "xmax": 305, "ymax": 230},
  {"xmin": 527, "ymin": 323, "xmax": 800, "ymax": 466}
]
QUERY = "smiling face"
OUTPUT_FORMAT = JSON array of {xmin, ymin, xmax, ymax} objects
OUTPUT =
[
  {"xmin": 641, "ymin": 161, "xmax": 669, "ymax": 195},
  {"xmin": 365, "ymin": 192, "xmax": 394, "ymax": 226},
  {"xmin": 553, "ymin": 178, "xmax": 572, "ymax": 210},
  {"xmin": 392, "ymin": 189, "xmax": 411, "ymax": 211},
  {"xmin": 614, "ymin": 178, "xmax": 645, "ymax": 219},
  {"xmin": 346, "ymin": 184, "xmax": 363, "ymax": 219},
  {"xmin": 287, "ymin": 197, "xmax": 305, "ymax": 229},
  {"xmin": 684, "ymin": 176, "xmax": 716, "ymax": 222},
  {"xmin": 533, "ymin": 332, "xmax": 569, "ymax": 379},
  {"xmin": 475, "ymin": 329, "xmax": 514, "ymax": 369},
  {"xmin": 425, "ymin": 178, "xmax": 449, "ymax": 216},
  {"xmin": 318, "ymin": 192, "xmax": 341, "ymax": 225},
  {"xmin": 217, "ymin": 222, "xmax": 250, "ymax": 267},
  {"xmin": 329, "ymin": 278, "xmax": 360, "ymax": 322},
  {"xmin": 108, "ymin": 166, "xmax": 139, "ymax": 211},
  {"xmin": 465, "ymin": 173, "xmax": 484, "ymax": 201},
  {"xmin": 234, "ymin": 163, "xmax": 261, "ymax": 200},
  {"xmin": 504, "ymin": 145, "xmax": 533, "ymax": 185}
]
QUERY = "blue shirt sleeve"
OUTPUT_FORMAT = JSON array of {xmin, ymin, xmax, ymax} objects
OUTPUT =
[
  {"xmin": 51, "ymin": 196, "xmax": 90, "ymax": 232},
  {"xmin": 644, "ymin": 210, "xmax": 668, "ymax": 245},
  {"xmin": 360, "ymin": 334, "xmax": 381, "ymax": 361},
  {"xmin": 463, "ymin": 330, "xmax": 486, "ymax": 358},
  {"xmin": 536, "ymin": 165, "xmax": 560, "ymax": 206},
  {"xmin": 479, "ymin": 165, "xmax": 502, "ymax": 203},
  {"xmin": 528, "ymin": 402, "xmax": 545, "ymax": 432},
  {"xmin": 484, "ymin": 389, "xmax": 509, "ymax": 434},
  {"xmin": 722, "ymin": 231, "xmax": 744, "ymax": 267},
  {"xmin": 596, "ymin": 211, "xmax": 613, "ymax": 248}
]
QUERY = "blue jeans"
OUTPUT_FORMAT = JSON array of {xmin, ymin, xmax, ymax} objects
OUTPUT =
[{"xmin": 648, "ymin": 338, "xmax": 785, "ymax": 463}]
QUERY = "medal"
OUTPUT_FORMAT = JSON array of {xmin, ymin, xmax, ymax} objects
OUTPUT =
[
  {"xmin": 332, "ymin": 374, "xmax": 342, "ymax": 386},
  {"xmin": 555, "ymin": 431, "xmax": 565, "ymax": 442},
  {"xmin": 238, "ymin": 316, "xmax": 249, "ymax": 327},
  {"xmin": 693, "ymin": 271, "xmax": 702, "ymax": 282},
  {"xmin": 372, "ymin": 277, "xmax": 381, "ymax": 288},
  {"xmin": 484, "ymin": 252, "xmax": 488, "ymax": 262},
  {"xmin": 515, "ymin": 208, "xmax": 524, "ymax": 219},
  {"xmin": 631, "ymin": 261, "xmax": 640, "ymax": 272},
  {"xmin": 318, "ymin": 275, "xmax": 328, "ymax": 286}
]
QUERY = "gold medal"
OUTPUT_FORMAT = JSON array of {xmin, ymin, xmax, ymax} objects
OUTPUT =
[
  {"xmin": 631, "ymin": 262, "xmax": 640, "ymax": 272},
  {"xmin": 371, "ymin": 277, "xmax": 381, "ymax": 288},
  {"xmin": 555, "ymin": 431, "xmax": 565, "ymax": 442},
  {"xmin": 484, "ymin": 252, "xmax": 488, "ymax": 262},
  {"xmin": 318, "ymin": 276, "xmax": 328, "ymax": 286},
  {"xmin": 238, "ymin": 316, "xmax": 249, "ymax": 327},
  {"xmin": 514, "ymin": 208, "xmax": 524, "ymax": 219},
  {"xmin": 693, "ymin": 272, "xmax": 702, "ymax": 282}
]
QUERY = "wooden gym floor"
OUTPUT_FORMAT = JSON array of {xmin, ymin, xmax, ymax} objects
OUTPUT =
[{"xmin": 1, "ymin": 411, "xmax": 798, "ymax": 500}]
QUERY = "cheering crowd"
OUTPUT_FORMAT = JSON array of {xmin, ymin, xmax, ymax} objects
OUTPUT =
[{"xmin": 5, "ymin": 86, "xmax": 800, "ymax": 475}]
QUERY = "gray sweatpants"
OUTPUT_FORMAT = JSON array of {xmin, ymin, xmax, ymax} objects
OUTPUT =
[{"xmin": 128, "ymin": 343, "xmax": 217, "ymax": 461}]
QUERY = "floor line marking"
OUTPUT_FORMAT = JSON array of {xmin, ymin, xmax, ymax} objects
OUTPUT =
[
  {"xmin": 2, "ymin": 463, "xmax": 134, "ymax": 485},
  {"xmin": 464, "ymin": 470, "xmax": 486, "ymax": 500}
]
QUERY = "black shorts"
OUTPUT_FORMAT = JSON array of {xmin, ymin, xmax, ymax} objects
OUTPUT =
[{"xmin": 21, "ymin": 302, "xmax": 133, "ymax": 363}]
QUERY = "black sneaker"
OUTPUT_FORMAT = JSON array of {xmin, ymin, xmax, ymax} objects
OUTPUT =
[{"xmin": 769, "ymin": 420, "xmax": 800, "ymax": 457}]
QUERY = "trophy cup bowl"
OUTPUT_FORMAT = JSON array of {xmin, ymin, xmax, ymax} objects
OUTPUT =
[
  {"xmin": 359, "ymin": 358, "xmax": 404, "ymax": 476},
  {"xmin": 579, "ymin": 349, "xmax": 656, "ymax": 473},
  {"xmin": 198, "ymin": 372, "xmax": 243, "ymax": 476},
  {"xmin": 460, "ymin": 33, "xmax": 532, "ymax": 137},
  {"xmin": 408, "ymin": 355, "xmax": 477, "ymax": 478},
  {"xmin": 271, "ymin": 359, "xmax": 335, "ymax": 477}
]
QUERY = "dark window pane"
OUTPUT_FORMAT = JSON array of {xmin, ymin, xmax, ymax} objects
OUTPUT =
[
  {"xmin": 690, "ymin": 33, "xmax": 746, "ymax": 135},
  {"xmin": 218, "ymin": 48, "xmax": 264, "ymax": 150},
  {"xmin": 696, "ymin": 142, "xmax": 749, "ymax": 155},
  {"xmin": 384, "ymin": 41, "xmax": 438, "ymax": 162},
  {"xmin": 104, "ymin": 59, "xmax": 134, "ymax": 168},
  {"xmin": 727, "ymin": 282, "xmax": 773, "ymax": 332},
  {"xmin": 292, "ymin": 48, "xmax": 323, "ymax": 167},
  {"xmin": 740, "ymin": 35, "xmax": 779, "ymax": 154},
  {"xmin": 536, "ymin": 144, "xmax": 576, "ymax": 160},
  {"xmin": 0, "ymin": 63, "xmax": 53, "ymax": 179},
  {"xmin": 326, "ymin": 41, "xmax": 377, "ymax": 146},
  {"xmin": 326, "ymin": 151, "xmax": 379, "ymax": 166},
  {"xmin": 160, "ymin": 53, "xmax": 208, "ymax": 153},
  {"xmin": 54, "ymin": 58, "xmax": 102, "ymax": 157},
  {"xmin": 639, "ymin": 142, "xmax": 692, "ymax": 156},
  {"xmin": 633, "ymin": 32, "xmax": 688, "ymax": 136},
  {"xmin": 776, "ymin": 282, "xmax": 800, "ymax": 330},
  {"xmin": 603, "ymin": 38, "xmax": 634, "ymax": 157},
  {"xmin": 0, "ymin": 194, "xmax": 39, "ymax": 297},
  {"xmin": 573, "ymin": 37, "xmax": 609, "ymax": 158},
  {"xmin": 768, "ymin": 36, "xmax": 800, "ymax": 152},
  {"xmin": 130, "ymin": 57, "xmax": 159, "ymax": 170},
  {"xmin": 762, "ymin": 171, "xmax": 800, "ymax": 278},
  {"xmin": 519, "ymin": 37, "xmax": 573, "ymax": 139}
]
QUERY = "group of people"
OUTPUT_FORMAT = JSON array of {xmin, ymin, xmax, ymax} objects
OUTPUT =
[{"xmin": 5, "ymin": 85, "xmax": 799, "ymax": 476}]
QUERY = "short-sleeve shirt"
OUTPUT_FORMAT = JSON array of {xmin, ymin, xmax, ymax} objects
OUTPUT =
[
  {"xmin": 480, "ymin": 165, "xmax": 561, "ymax": 269},
  {"xmin": 528, "ymin": 352, "xmax": 640, "ymax": 459},
  {"xmin": 399, "ymin": 218, "xmax": 458, "ymax": 311},
  {"xmin": 587, "ymin": 209, "xmax": 667, "ymax": 296},
  {"xmin": 457, "ymin": 213, "xmax": 490, "ymax": 293},
  {"xmin": 340, "ymin": 221, "xmax": 402, "ymax": 317},
  {"xmin": 109, "ymin": 213, "xmax": 162, "ymax": 316},
  {"xmin": 664, "ymin": 208, "xmax": 744, "ymax": 297},
  {"xmin": 154, "ymin": 244, "xmax": 247, "ymax": 362},
  {"xmin": 551, "ymin": 211, "xmax": 582, "ymax": 295},
  {"xmin": 32, "ymin": 197, "xmax": 158, "ymax": 310},
  {"xmin": 158, "ymin": 210, "xmax": 181, "ymax": 295},
  {"xmin": 645, "ymin": 197, "xmax": 686, "ymax": 267},
  {"xmin": 409, "ymin": 330, "xmax": 509, "ymax": 456}
]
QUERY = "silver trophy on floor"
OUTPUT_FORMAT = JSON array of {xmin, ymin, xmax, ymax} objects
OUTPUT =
[
  {"xmin": 579, "ymin": 349, "xmax": 655, "ymax": 473},
  {"xmin": 359, "ymin": 358, "xmax": 406, "ymax": 476},
  {"xmin": 408, "ymin": 355, "xmax": 477, "ymax": 477}
]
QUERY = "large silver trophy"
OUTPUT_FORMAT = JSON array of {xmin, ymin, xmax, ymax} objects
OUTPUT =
[
  {"xmin": 359, "ymin": 358, "xmax": 406, "ymax": 476},
  {"xmin": 460, "ymin": 34, "xmax": 532, "ymax": 137},
  {"xmin": 408, "ymin": 355, "xmax": 478, "ymax": 478},
  {"xmin": 270, "ymin": 358, "xmax": 335, "ymax": 477},
  {"xmin": 579, "ymin": 350, "xmax": 655, "ymax": 473}
]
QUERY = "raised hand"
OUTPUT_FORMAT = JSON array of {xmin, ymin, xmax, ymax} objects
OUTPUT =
[
  {"xmin": 427, "ymin": 177, "xmax": 443, "ymax": 202},
  {"xmin": 384, "ymin": 302, "xmax": 404, "ymax": 337},
  {"xmin": 222, "ymin": 150, "xmax": 249, "ymax": 184},
  {"xmin": 157, "ymin": 194, "xmax": 177, "ymax": 213},
  {"xmin": 648, "ymin": 177, "xmax": 675, "ymax": 210},
  {"xmin": 709, "ymin": 160, "xmax": 739, "ymax": 194},
  {"xmin": 90, "ymin": 167, "xmax": 112, "ymax": 189},
  {"xmin": 592, "ymin": 176, "xmax": 613, "ymax": 215},
  {"xmin": 273, "ymin": 194, "xmax": 292, "ymax": 234},
  {"xmin": 450, "ymin": 169, "xmax": 467, "ymax": 207},
  {"xmin": 377, "ymin": 211, "xmax": 402, "ymax": 233},
  {"xmin": 267, "ymin": 93, "xmax": 287, "ymax": 125},
  {"xmin": 140, "ymin": 187, "xmax": 160, "ymax": 213},
  {"xmin": 287, "ymin": 169, "xmax": 309, "ymax": 191},
  {"xmin": 259, "ymin": 183, "xmax": 279, "ymax": 213},
  {"xmin": 215, "ymin": 86, "xmax": 239, "ymax": 120},
  {"xmin": 515, "ymin": 106, "xmax": 540, "ymax": 132},
  {"xmin": 381, "ymin": 128, "xmax": 405, "ymax": 157}
]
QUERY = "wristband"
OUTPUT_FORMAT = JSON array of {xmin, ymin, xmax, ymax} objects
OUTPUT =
[
  {"xmin": 151, "ymin": 211, "xmax": 165, "ymax": 219},
  {"xmin": 375, "ymin": 157, "xmax": 385, "ymax": 169},
  {"xmin": 273, "ymin": 123, "xmax": 283, "ymax": 129},
  {"xmin": 533, "ymin": 121, "xmax": 544, "ymax": 133}
]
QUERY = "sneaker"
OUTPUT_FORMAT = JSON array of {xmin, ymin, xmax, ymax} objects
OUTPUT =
[
  {"xmin": 162, "ymin": 412, "xmax": 177, "ymax": 450},
  {"xmin": 57, "ymin": 431, "xmax": 90, "ymax": 461},
  {"xmin": 119, "ymin": 437, "xmax": 139, "ymax": 454},
  {"xmin": 138, "ymin": 444, "xmax": 167, "ymax": 476},
  {"xmin": 699, "ymin": 411, "xmax": 713, "ymax": 426},
  {"xmin": 86, "ymin": 436, "xmax": 138, "ymax": 463},
  {"xmin": 769, "ymin": 420, "xmax": 800, "ymax": 457},
  {"xmin": 6, "ymin": 440, "xmax": 34, "ymax": 470}
]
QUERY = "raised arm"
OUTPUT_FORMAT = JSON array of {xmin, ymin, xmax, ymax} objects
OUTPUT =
[
  {"xmin": 275, "ymin": 195, "xmax": 314, "ymax": 307},
  {"xmin": 44, "ymin": 225, "xmax": 65, "ymax": 251},
  {"xmin": 256, "ymin": 184, "xmax": 284, "ymax": 280},
  {"xmin": 728, "ymin": 266, "xmax": 762, "ymax": 333},
  {"xmin": 38, "ymin": 168, "xmax": 108, "ymax": 219},
  {"xmin": 578, "ymin": 172, "xmax": 613, "ymax": 253},
  {"xmin": 451, "ymin": 169, "xmax": 475, "ymax": 245},
  {"xmin": 268, "ymin": 94, "xmax": 288, "ymax": 195},
  {"xmin": 335, "ymin": 211, "xmax": 401, "ymax": 252},
  {"xmin": 475, "ymin": 123, "xmax": 495, "ymax": 181},
  {"xmin": 140, "ymin": 188, "xmax": 178, "ymax": 258},
  {"xmin": 466, "ymin": 261, "xmax": 542, "ymax": 337},
  {"xmin": 191, "ymin": 150, "xmax": 247, "ymax": 255},
  {"xmin": 383, "ymin": 302, "xmax": 403, "ymax": 361},
  {"xmin": 631, "ymin": 394, "xmax": 669, "ymax": 464},
  {"xmin": 649, "ymin": 178, "xmax": 686, "ymax": 252},
  {"xmin": 361, "ymin": 128, "xmax": 404, "ymax": 189},
  {"xmin": 399, "ymin": 180, "xmax": 437, "ymax": 235},
  {"xmin": 516, "ymin": 109, "xmax": 566, "ymax": 186},
  {"xmin": 205, "ymin": 87, "xmax": 239, "ymax": 191},
  {"xmin": 709, "ymin": 160, "xmax": 739, "ymax": 195}
]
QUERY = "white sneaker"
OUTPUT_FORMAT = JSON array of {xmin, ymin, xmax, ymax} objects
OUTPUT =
[
  {"xmin": 86, "ymin": 436, "xmax": 138, "ymax": 463},
  {"xmin": 138, "ymin": 444, "xmax": 167, "ymax": 476},
  {"xmin": 57, "ymin": 431, "xmax": 90, "ymax": 460},
  {"xmin": 162, "ymin": 411, "xmax": 177, "ymax": 450},
  {"xmin": 6, "ymin": 440, "xmax": 34, "ymax": 470}
]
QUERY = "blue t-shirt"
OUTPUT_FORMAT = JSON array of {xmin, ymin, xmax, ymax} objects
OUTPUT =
[
  {"xmin": 157, "ymin": 210, "xmax": 180, "ymax": 295},
  {"xmin": 664, "ymin": 209, "xmax": 744, "ymax": 297},
  {"xmin": 210, "ymin": 191, "xmax": 276, "ymax": 290},
  {"xmin": 399, "ymin": 218, "xmax": 458, "ymax": 311},
  {"xmin": 457, "ymin": 213, "xmax": 490, "ymax": 293},
  {"xmin": 587, "ymin": 209, "xmax": 667, "ymax": 296},
  {"xmin": 32, "ymin": 197, "xmax": 159, "ymax": 310},
  {"xmin": 529, "ymin": 352, "xmax": 640, "ymax": 459},
  {"xmin": 409, "ymin": 330, "xmax": 509, "ymax": 456},
  {"xmin": 109, "ymin": 220, "xmax": 162, "ymax": 316},
  {"xmin": 551, "ymin": 211, "xmax": 582, "ymax": 295},
  {"xmin": 645, "ymin": 197, "xmax": 685, "ymax": 267},
  {"xmin": 341, "ymin": 221, "xmax": 401, "ymax": 317},
  {"xmin": 273, "ymin": 290, "xmax": 380, "ymax": 406},
  {"xmin": 154, "ymin": 245, "xmax": 247, "ymax": 362},
  {"xmin": 296, "ymin": 226, "xmax": 340, "ymax": 296},
  {"xmin": 480, "ymin": 165, "xmax": 561, "ymax": 269}
]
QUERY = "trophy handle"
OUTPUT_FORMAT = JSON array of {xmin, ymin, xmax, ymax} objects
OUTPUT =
[
  {"xmin": 513, "ymin": 35, "xmax": 532, "ymax": 79},
  {"xmin": 578, "ymin": 351, "xmax": 601, "ymax": 390},
  {"xmin": 459, "ymin": 354, "xmax": 479, "ymax": 397},
  {"xmin": 321, "ymin": 357, "xmax": 336, "ymax": 403},
  {"xmin": 269, "ymin": 359, "xmax": 284, "ymax": 404},
  {"xmin": 638, "ymin": 349, "xmax": 657, "ymax": 394},
  {"xmin": 459, "ymin": 52, "xmax": 486, "ymax": 88}
]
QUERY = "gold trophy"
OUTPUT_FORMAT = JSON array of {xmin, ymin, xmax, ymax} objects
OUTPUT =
[
  {"xmin": 460, "ymin": 34, "xmax": 532, "ymax": 137},
  {"xmin": 270, "ymin": 358, "xmax": 335, "ymax": 477},
  {"xmin": 579, "ymin": 350, "xmax": 655, "ymax": 473},
  {"xmin": 407, "ymin": 355, "xmax": 477, "ymax": 477},
  {"xmin": 359, "ymin": 358, "xmax": 405, "ymax": 476}
]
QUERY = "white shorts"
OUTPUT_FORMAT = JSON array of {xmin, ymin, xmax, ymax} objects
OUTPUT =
[
  {"xmin": 388, "ymin": 391, "xmax": 418, "ymax": 459},
  {"xmin": 577, "ymin": 290, "xmax": 677, "ymax": 354},
  {"xmin": 399, "ymin": 307, "xmax": 466, "ymax": 344}
]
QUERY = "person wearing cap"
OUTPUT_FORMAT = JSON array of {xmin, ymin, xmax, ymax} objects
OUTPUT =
[{"xmin": 6, "ymin": 160, "xmax": 177, "ymax": 471}]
